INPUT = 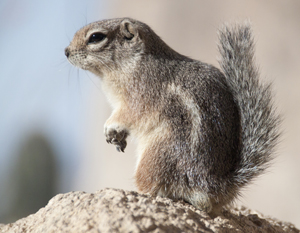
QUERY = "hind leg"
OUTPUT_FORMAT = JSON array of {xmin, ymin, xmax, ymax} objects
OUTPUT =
[
  {"xmin": 135, "ymin": 150, "xmax": 214, "ymax": 213},
  {"xmin": 135, "ymin": 146, "xmax": 215, "ymax": 213}
]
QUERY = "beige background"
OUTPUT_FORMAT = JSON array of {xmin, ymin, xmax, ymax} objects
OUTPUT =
[{"xmin": 74, "ymin": 1, "xmax": 300, "ymax": 228}]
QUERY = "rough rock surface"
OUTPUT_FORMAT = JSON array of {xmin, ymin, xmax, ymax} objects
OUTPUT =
[{"xmin": 0, "ymin": 188, "xmax": 299, "ymax": 233}]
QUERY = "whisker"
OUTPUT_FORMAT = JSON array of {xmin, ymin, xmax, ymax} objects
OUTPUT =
[
  {"xmin": 67, "ymin": 66, "xmax": 74, "ymax": 87},
  {"xmin": 76, "ymin": 68, "xmax": 83, "ymax": 97},
  {"xmin": 55, "ymin": 59, "xmax": 71, "ymax": 72},
  {"xmin": 86, "ymin": 72, "xmax": 101, "ymax": 91}
]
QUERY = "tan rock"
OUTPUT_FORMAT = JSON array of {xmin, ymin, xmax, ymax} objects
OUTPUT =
[{"xmin": 0, "ymin": 188, "xmax": 299, "ymax": 233}]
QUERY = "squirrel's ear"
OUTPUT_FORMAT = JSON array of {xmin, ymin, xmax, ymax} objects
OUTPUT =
[{"xmin": 120, "ymin": 19, "xmax": 138, "ymax": 40}]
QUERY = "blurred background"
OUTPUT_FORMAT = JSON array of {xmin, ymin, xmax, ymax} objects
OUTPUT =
[{"xmin": 0, "ymin": 0, "xmax": 299, "ymax": 228}]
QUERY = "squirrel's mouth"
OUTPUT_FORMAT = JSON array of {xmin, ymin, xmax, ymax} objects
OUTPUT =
[
  {"xmin": 65, "ymin": 46, "xmax": 90, "ymax": 70},
  {"xmin": 67, "ymin": 59, "xmax": 88, "ymax": 70},
  {"xmin": 66, "ymin": 55, "xmax": 90, "ymax": 71}
]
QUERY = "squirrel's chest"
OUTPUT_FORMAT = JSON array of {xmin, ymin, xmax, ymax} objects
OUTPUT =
[{"xmin": 100, "ymin": 75, "xmax": 128, "ymax": 109}]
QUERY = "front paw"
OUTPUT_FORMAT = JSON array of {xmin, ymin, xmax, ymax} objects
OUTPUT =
[{"xmin": 104, "ymin": 125, "xmax": 129, "ymax": 152}]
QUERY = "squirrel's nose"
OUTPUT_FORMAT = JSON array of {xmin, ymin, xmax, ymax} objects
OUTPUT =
[{"xmin": 65, "ymin": 47, "xmax": 70, "ymax": 58}]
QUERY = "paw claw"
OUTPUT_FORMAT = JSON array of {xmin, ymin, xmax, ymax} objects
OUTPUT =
[
  {"xmin": 116, "ymin": 146, "xmax": 124, "ymax": 153},
  {"xmin": 111, "ymin": 138, "xmax": 118, "ymax": 143}
]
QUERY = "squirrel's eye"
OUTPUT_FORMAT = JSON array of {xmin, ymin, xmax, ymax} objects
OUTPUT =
[{"xmin": 88, "ymin": 32, "xmax": 106, "ymax": 44}]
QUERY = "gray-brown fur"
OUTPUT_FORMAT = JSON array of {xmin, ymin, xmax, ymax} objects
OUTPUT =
[{"xmin": 65, "ymin": 18, "xmax": 280, "ymax": 214}]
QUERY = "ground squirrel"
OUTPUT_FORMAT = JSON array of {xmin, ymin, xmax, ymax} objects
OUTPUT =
[{"xmin": 65, "ymin": 18, "xmax": 280, "ymax": 215}]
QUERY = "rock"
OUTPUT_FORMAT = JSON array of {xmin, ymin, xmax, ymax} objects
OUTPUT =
[{"xmin": 0, "ymin": 188, "xmax": 299, "ymax": 233}]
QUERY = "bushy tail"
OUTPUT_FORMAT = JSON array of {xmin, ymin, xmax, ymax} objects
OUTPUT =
[{"xmin": 218, "ymin": 22, "xmax": 280, "ymax": 187}]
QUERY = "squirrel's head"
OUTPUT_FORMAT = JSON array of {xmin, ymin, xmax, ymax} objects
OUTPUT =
[{"xmin": 65, "ymin": 18, "xmax": 166, "ymax": 77}]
